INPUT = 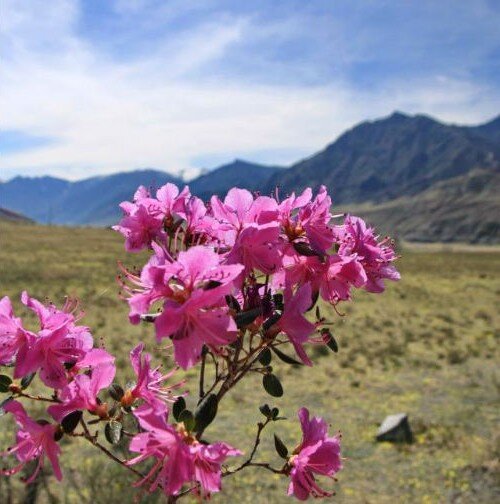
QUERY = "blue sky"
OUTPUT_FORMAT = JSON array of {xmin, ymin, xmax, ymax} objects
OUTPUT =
[{"xmin": 1, "ymin": 0, "xmax": 499, "ymax": 180}]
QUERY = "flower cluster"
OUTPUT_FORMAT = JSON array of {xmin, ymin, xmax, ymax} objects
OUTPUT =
[
  {"xmin": 116, "ymin": 184, "xmax": 399, "ymax": 369},
  {"xmin": 0, "ymin": 182, "xmax": 399, "ymax": 501}
]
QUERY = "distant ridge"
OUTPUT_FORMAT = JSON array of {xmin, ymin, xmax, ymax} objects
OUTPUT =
[
  {"xmin": 190, "ymin": 159, "xmax": 284, "ymax": 201},
  {"xmin": 0, "ymin": 207, "xmax": 34, "ymax": 223},
  {"xmin": 265, "ymin": 111, "xmax": 500, "ymax": 204},
  {"xmin": 1, "ymin": 112, "xmax": 499, "ymax": 242}
]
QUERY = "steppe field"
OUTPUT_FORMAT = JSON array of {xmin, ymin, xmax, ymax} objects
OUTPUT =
[{"xmin": 0, "ymin": 220, "xmax": 498, "ymax": 504}]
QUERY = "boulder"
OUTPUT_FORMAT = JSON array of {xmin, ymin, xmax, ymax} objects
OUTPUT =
[{"xmin": 376, "ymin": 413, "xmax": 413, "ymax": 443}]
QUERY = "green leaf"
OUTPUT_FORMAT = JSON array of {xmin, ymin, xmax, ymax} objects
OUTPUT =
[
  {"xmin": 274, "ymin": 434, "xmax": 289, "ymax": 459},
  {"xmin": 179, "ymin": 409, "xmax": 196, "ymax": 432},
  {"xmin": 194, "ymin": 394, "xmax": 218, "ymax": 433},
  {"xmin": 271, "ymin": 407, "xmax": 279, "ymax": 420},
  {"xmin": 173, "ymin": 397, "xmax": 186, "ymax": 422},
  {"xmin": 292, "ymin": 241, "xmax": 323, "ymax": 258},
  {"xmin": 273, "ymin": 293, "xmax": 284, "ymax": 311},
  {"xmin": 225, "ymin": 295, "xmax": 241, "ymax": 312},
  {"xmin": 258, "ymin": 348, "xmax": 272, "ymax": 366},
  {"xmin": 259, "ymin": 404, "xmax": 272, "ymax": 418},
  {"xmin": 0, "ymin": 374, "xmax": 12, "ymax": 393},
  {"xmin": 108, "ymin": 383, "xmax": 124, "ymax": 402},
  {"xmin": 306, "ymin": 290, "xmax": 320, "ymax": 312},
  {"xmin": 204, "ymin": 280, "xmax": 222, "ymax": 290},
  {"xmin": 0, "ymin": 396, "xmax": 13, "ymax": 416},
  {"xmin": 61, "ymin": 410, "xmax": 82, "ymax": 434},
  {"xmin": 263, "ymin": 313, "xmax": 282, "ymax": 331},
  {"xmin": 263, "ymin": 374, "xmax": 284, "ymax": 397},
  {"xmin": 322, "ymin": 329, "xmax": 339, "ymax": 353},
  {"xmin": 234, "ymin": 307, "xmax": 263, "ymax": 328},
  {"xmin": 21, "ymin": 372, "xmax": 36, "ymax": 389},
  {"xmin": 53, "ymin": 426, "xmax": 64, "ymax": 442},
  {"xmin": 272, "ymin": 347, "xmax": 303, "ymax": 366},
  {"xmin": 104, "ymin": 421, "xmax": 123, "ymax": 445}
]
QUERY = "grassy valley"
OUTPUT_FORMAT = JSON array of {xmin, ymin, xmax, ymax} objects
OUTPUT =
[{"xmin": 0, "ymin": 220, "xmax": 498, "ymax": 503}]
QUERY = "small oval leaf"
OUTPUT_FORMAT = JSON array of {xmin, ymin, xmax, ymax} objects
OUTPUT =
[
  {"xmin": 258, "ymin": 348, "xmax": 272, "ymax": 366},
  {"xmin": 0, "ymin": 396, "xmax": 13, "ymax": 416},
  {"xmin": 234, "ymin": 307, "xmax": 263, "ymax": 328},
  {"xmin": 105, "ymin": 421, "xmax": 123, "ymax": 445},
  {"xmin": 61, "ymin": 410, "xmax": 83, "ymax": 434},
  {"xmin": 263, "ymin": 313, "xmax": 282, "ymax": 332},
  {"xmin": 20, "ymin": 372, "xmax": 36, "ymax": 390},
  {"xmin": 173, "ymin": 397, "xmax": 186, "ymax": 422},
  {"xmin": 322, "ymin": 329, "xmax": 339, "ymax": 353},
  {"xmin": 108, "ymin": 383, "xmax": 124, "ymax": 402},
  {"xmin": 274, "ymin": 434, "xmax": 289, "ymax": 459},
  {"xmin": 179, "ymin": 409, "xmax": 196, "ymax": 432},
  {"xmin": 194, "ymin": 394, "xmax": 218, "ymax": 433},
  {"xmin": 225, "ymin": 295, "xmax": 241, "ymax": 312},
  {"xmin": 259, "ymin": 404, "xmax": 271, "ymax": 418},
  {"xmin": 293, "ymin": 241, "xmax": 323, "ymax": 258},
  {"xmin": 263, "ymin": 374, "xmax": 284, "ymax": 397},
  {"xmin": 0, "ymin": 375, "xmax": 12, "ymax": 393},
  {"xmin": 272, "ymin": 347, "xmax": 303, "ymax": 366}
]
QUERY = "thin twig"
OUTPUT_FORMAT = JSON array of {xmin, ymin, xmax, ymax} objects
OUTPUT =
[{"xmin": 14, "ymin": 391, "xmax": 60, "ymax": 403}]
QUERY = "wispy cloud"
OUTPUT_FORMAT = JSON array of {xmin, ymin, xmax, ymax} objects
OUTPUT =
[{"xmin": 1, "ymin": 0, "xmax": 499, "ymax": 180}]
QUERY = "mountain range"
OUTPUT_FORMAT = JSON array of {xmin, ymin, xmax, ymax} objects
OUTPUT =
[{"xmin": 1, "ymin": 111, "xmax": 499, "ymax": 242}]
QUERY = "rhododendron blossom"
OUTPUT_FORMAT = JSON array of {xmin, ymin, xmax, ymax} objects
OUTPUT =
[
  {"xmin": 1, "ymin": 401, "xmax": 62, "ymax": 483},
  {"xmin": 123, "ymin": 342, "xmax": 185, "ymax": 408},
  {"xmin": 287, "ymin": 408, "xmax": 342, "ymax": 500},
  {"xmin": 48, "ymin": 362, "xmax": 116, "ymax": 421},
  {"xmin": 127, "ymin": 403, "xmax": 240, "ymax": 497},
  {"xmin": 1, "ymin": 182, "xmax": 399, "ymax": 501}
]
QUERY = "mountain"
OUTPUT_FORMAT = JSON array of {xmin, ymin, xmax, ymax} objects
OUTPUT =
[
  {"xmin": 0, "ymin": 207, "xmax": 34, "ymax": 223},
  {"xmin": 266, "ymin": 112, "xmax": 500, "ymax": 204},
  {"xmin": 1, "ymin": 112, "xmax": 499, "ymax": 242},
  {"xmin": 336, "ymin": 169, "xmax": 500, "ymax": 244},
  {"xmin": 0, "ymin": 170, "xmax": 182, "ymax": 225},
  {"xmin": 190, "ymin": 159, "xmax": 283, "ymax": 201},
  {"xmin": 0, "ymin": 162, "xmax": 282, "ymax": 226}
]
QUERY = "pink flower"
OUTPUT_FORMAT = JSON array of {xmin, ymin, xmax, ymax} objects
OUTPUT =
[
  {"xmin": 156, "ymin": 183, "xmax": 190, "ymax": 221},
  {"xmin": 298, "ymin": 186, "xmax": 335, "ymax": 253},
  {"xmin": 113, "ymin": 199, "xmax": 165, "ymax": 252},
  {"xmin": 156, "ymin": 300, "xmax": 238, "ymax": 370},
  {"xmin": 335, "ymin": 216, "xmax": 400, "ymax": 293},
  {"xmin": 114, "ymin": 183, "xmax": 191, "ymax": 252},
  {"xmin": 279, "ymin": 186, "xmax": 335, "ymax": 253},
  {"xmin": 154, "ymin": 247, "xmax": 243, "ymax": 369},
  {"xmin": 190, "ymin": 442, "xmax": 242, "ymax": 495},
  {"xmin": 128, "ymin": 404, "xmax": 240, "ymax": 497},
  {"xmin": 275, "ymin": 246, "xmax": 366, "ymax": 304},
  {"xmin": 211, "ymin": 188, "xmax": 282, "ymax": 274},
  {"xmin": 127, "ymin": 403, "xmax": 193, "ymax": 496},
  {"xmin": 13, "ymin": 292, "xmax": 94, "ymax": 389},
  {"xmin": 48, "ymin": 362, "xmax": 116, "ymax": 422},
  {"xmin": 287, "ymin": 408, "xmax": 342, "ymax": 500},
  {"xmin": 0, "ymin": 296, "xmax": 32, "ymax": 366},
  {"xmin": 277, "ymin": 284, "xmax": 316, "ymax": 365},
  {"xmin": 121, "ymin": 242, "xmax": 173, "ymax": 324},
  {"xmin": 1, "ymin": 401, "xmax": 62, "ymax": 483},
  {"xmin": 318, "ymin": 254, "xmax": 367, "ymax": 303},
  {"xmin": 124, "ymin": 343, "xmax": 185, "ymax": 408}
]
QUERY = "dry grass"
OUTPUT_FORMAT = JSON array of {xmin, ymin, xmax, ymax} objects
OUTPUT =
[{"xmin": 0, "ymin": 220, "xmax": 499, "ymax": 503}]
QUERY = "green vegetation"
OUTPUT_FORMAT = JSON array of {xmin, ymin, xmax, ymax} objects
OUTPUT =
[{"xmin": 0, "ymin": 220, "xmax": 498, "ymax": 503}]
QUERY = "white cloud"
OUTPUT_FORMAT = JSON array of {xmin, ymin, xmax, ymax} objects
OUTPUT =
[{"xmin": 1, "ymin": 0, "xmax": 498, "ymax": 180}]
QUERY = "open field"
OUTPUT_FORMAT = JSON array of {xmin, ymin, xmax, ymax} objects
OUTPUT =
[{"xmin": 0, "ymin": 220, "xmax": 499, "ymax": 503}]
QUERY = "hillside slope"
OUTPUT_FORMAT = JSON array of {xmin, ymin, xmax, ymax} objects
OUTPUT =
[
  {"xmin": 190, "ymin": 159, "xmax": 283, "ymax": 201},
  {"xmin": 268, "ymin": 112, "xmax": 500, "ymax": 204},
  {"xmin": 337, "ymin": 169, "xmax": 500, "ymax": 243}
]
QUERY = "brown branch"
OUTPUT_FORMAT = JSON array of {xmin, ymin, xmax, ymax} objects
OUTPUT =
[{"xmin": 14, "ymin": 391, "xmax": 60, "ymax": 403}]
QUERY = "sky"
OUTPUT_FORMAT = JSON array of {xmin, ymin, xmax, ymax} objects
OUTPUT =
[{"xmin": 1, "ymin": 0, "xmax": 499, "ymax": 181}]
